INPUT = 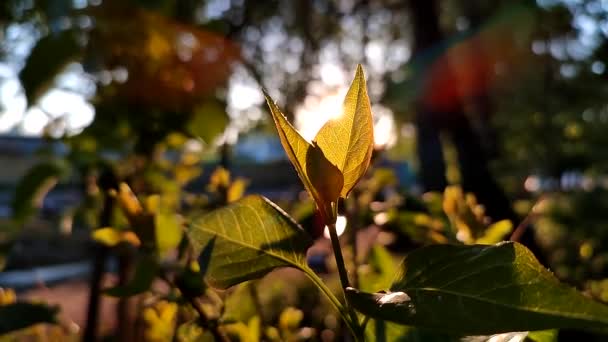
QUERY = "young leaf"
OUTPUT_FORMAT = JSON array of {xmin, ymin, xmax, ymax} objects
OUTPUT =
[
  {"xmin": 264, "ymin": 91, "xmax": 343, "ymax": 223},
  {"xmin": 314, "ymin": 64, "xmax": 374, "ymax": 198},
  {"xmin": 187, "ymin": 195, "xmax": 313, "ymax": 289},
  {"xmin": 346, "ymin": 242, "xmax": 608, "ymax": 335}
]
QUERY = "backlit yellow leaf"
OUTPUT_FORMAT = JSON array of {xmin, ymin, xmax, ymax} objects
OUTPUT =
[
  {"xmin": 264, "ymin": 91, "xmax": 343, "ymax": 223},
  {"xmin": 314, "ymin": 64, "xmax": 374, "ymax": 197}
]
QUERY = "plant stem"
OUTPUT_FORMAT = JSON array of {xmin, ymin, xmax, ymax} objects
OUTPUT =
[
  {"xmin": 162, "ymin": 274, "xmax": 229, "ymax": 342},
  {"xmin": 327, "ymin": 223, "xmax": 351, "ymax": 291},
  {"xmin": 187, "ymin": 296, "xmax": 230, "ymax": 342},
  {"xmin": 303, "ymin": 267, "xmax": 362, "ymax": 341},
  {"xmin": 347, "ymin": 197, "xmax": 360, "ymax": 289},
  {"xmin": 325, "ymin": 223, "xmax": 363, "ymax": 339}
]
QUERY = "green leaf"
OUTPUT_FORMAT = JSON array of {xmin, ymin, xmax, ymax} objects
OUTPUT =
[
  {"xmin": 92, "ymin": 227, "xmax": 141, "ymax": 247},
  {"xmin": 187, "ymin": 195, "xmax": 313, "ymax": 289},
  {"xmin": 476, "ymin": 220, "xmax": 513, "ymax": 245},
  {"xmin": 104, "ymin": 255, "xmax": 159, "ymax": 297},
  {"xmin": 19, "ymin": 31, "xmax": 81, "ymax": 106},
  {"xmin": 155, "ymin": 211, "xmax": 183, "ymax": 256},
  {"xmin": 264, "ymin": 91, "xmax": 343, "ymax": 223},
  {"xmin": 359, "ymin": 245, "xmax": 398, "ymax": 293},
  {"xmin": 314, "ymin": 64, "xmax": 374, "ymax": 198},
  {"xmin": 0, "ymin": 302, "xmax": 58, "ymax": 334},
  {"xmin": 525, "ymin": 330, "xmax": 558, "ymax": 342},
  {"xmin": 346, "ymin": 242, "xmax": 608, "ymax": 335},
  {"xmin": 11, "ymin": 160, "xmax": 69, "ymax": 223},
  {"xmin": 187, "ymin": 101, "xmax": 229, "ymax": 144}
]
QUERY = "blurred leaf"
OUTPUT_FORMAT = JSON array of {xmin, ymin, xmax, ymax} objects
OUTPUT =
[
  {"xmin": 359, "ymin": 245, "xmax": 398, "ymax": 293},
  {"xmin": 264, "ymin": 91, "xmax": 343, "ymax": 224},
  {"xmin": 0, "ymin": 302, "xmax": 58, "ymax": 334},
  {"xmin": 279, "ymin": 307, "xmax": 303, "ymax": 331},
  {"xmin": 476, "ymin": 220, "xmax": 513, "ymax": 245},
  {"xmin": 92, "ymin": 227, "xmax": 141, "ymax": 247},
  {"xmin": 314, "ymin": 64, "xmax": 374, "ymax": 198},
  {"xmin": 19, "ymin": 31, "xmax": 81, "ymax": 106},
  {"xmin": 177, "ymin": 319, "xmax": 214, "ymax": 341},
  {"xmin": 187, "ymin": 101, "xmax": 229, "ymax": 144},
  {"xmin": 104, "ymin": 255, "xmax": 158, "ymax": 297},
  {"xmin": 525, "ymin": 330, "xmax": 558, "ymax": 342},
  {"xmin": 225, "ymin": 317, "xmax": 261, "ymax": 342},
  {"xmin": 115, "ymin": 183, "xmax": 144, "ymax": 222},
  {"xmin": 207, "ymin": 167, "xmax": 231, "ymax": 193},
  {"xmin": 155, "ymin": 211, "xmax": 183, "ymax": 256},
  {"xmin": 227, "ymin": 178, "xmax": 248, "ymax": 203},
  {"xmin": 0, "ymin": 288, "xmax": 16, "ymax": 305},
  {"xmin": 187, "ymin": 195, "xmax": 312, "ymax": 289},
  {"xmin": 11, "ymin": 160, "xmax": 68, "ymax": 223},
  {"xmin": 346, "ymin": 242, "xmax": 608, "ymax": 334},
  {"xmin": 143, "ymin": 300, "xmax": 178, "ymax": 341}
]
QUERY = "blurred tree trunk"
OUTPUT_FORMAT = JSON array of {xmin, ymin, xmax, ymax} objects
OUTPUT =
[{"xmin": 408, "ymin": 0, "xmax": 543, "ymax": 261}]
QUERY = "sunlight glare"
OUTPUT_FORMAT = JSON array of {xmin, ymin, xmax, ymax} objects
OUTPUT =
[
  {"xmin": 295, "ymin": 87, "xmax": 348, "ymax": 141},
  {"xmin": 295, "ymin": 88, "xmax": 397, "ymax": 147},
  {"xmin": 324, "ymin": 215, "xmax": 347, "ymax": 239}
]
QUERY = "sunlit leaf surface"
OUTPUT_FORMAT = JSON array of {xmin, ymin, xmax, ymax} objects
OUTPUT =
[
  {"xmin": 187, "ymin": 195, "xmax": 312, "ymax": 289},
  {"xmin": 264, "ymin": 92, "xmax": 342, "ymax": 223},
  {"xmin": 347, "ymin": 242, "xmax": 608, "ymax": 334},
  {"xmin": 314, "ymin": 64, "xmax": 374, "ymax": 197}
]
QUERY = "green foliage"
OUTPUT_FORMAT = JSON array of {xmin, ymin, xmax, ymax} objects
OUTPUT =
[
  {"xmin": 346, "ymin": 242, "xmax": 608, "ymax": 334},
  {"xmin": 187, "ymin": 101, "xmax": 230, "ymax": 145},
  {"xmin": 0, "ymin": 303, "xmax": 58, "ymax": 335},
  {"xmin": 18, "ymin": 31, "xmax": 81, "ymax": 106},
  {"xmin": 104, "ymin": 255, "xmax": 159, "ymax": 297},
  {"xmin": 187, "ymin": 195, "xmax": 312, "ymax": 289},
  {"xmin": 11, "ymin": 160, "xmax": 69, "ymax": 223}
]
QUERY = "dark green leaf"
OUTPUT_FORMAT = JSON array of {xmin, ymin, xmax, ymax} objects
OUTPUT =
[
  {"xmin": 104, "ymin": 256, "xmax": 158, "ymax": 297},
  {"xmin": 187, "ymin": 195, "xmax": 312, "ymax": 289},
  {"xmin": 0, "ymin": 302, "xmax": 58, "ymax": 334},
  {"xmin": 19, "ymin": 31, "xmax": 81, "ymax": 106},
  {"xmin": 11, "ymin": 160, "xmax": 69, "ymax": 223},
  {"xmin": 346, "ymin": 242, "xmax": 608, "ymax": 335}
]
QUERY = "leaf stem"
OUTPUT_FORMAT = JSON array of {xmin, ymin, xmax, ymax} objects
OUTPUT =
[
  {"xmin": 302, "ymin": 267, "xmax": 362, "ymax": 341},
  {"xmin": 326, "ymin": 223, "xmax": 362, "ymax": 338},
  {"xmin": 327, "ymin": 223, "xmax": 351, "ymax": 291}
]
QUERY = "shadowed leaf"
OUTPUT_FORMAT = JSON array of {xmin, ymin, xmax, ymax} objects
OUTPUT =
[{"xmin": 347, "ymin": 242, "xmax": 608, "ymax": 335}]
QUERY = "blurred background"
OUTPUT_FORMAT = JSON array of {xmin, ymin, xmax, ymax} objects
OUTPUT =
[{"xmin": 1, "ymin": 0, "xmax": 608, "ymax": 339}]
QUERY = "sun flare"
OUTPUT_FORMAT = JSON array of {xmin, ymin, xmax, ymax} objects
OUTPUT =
[{"xmin": 295, "ymin": 87, "xmax": 396, "ymax": 147}]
